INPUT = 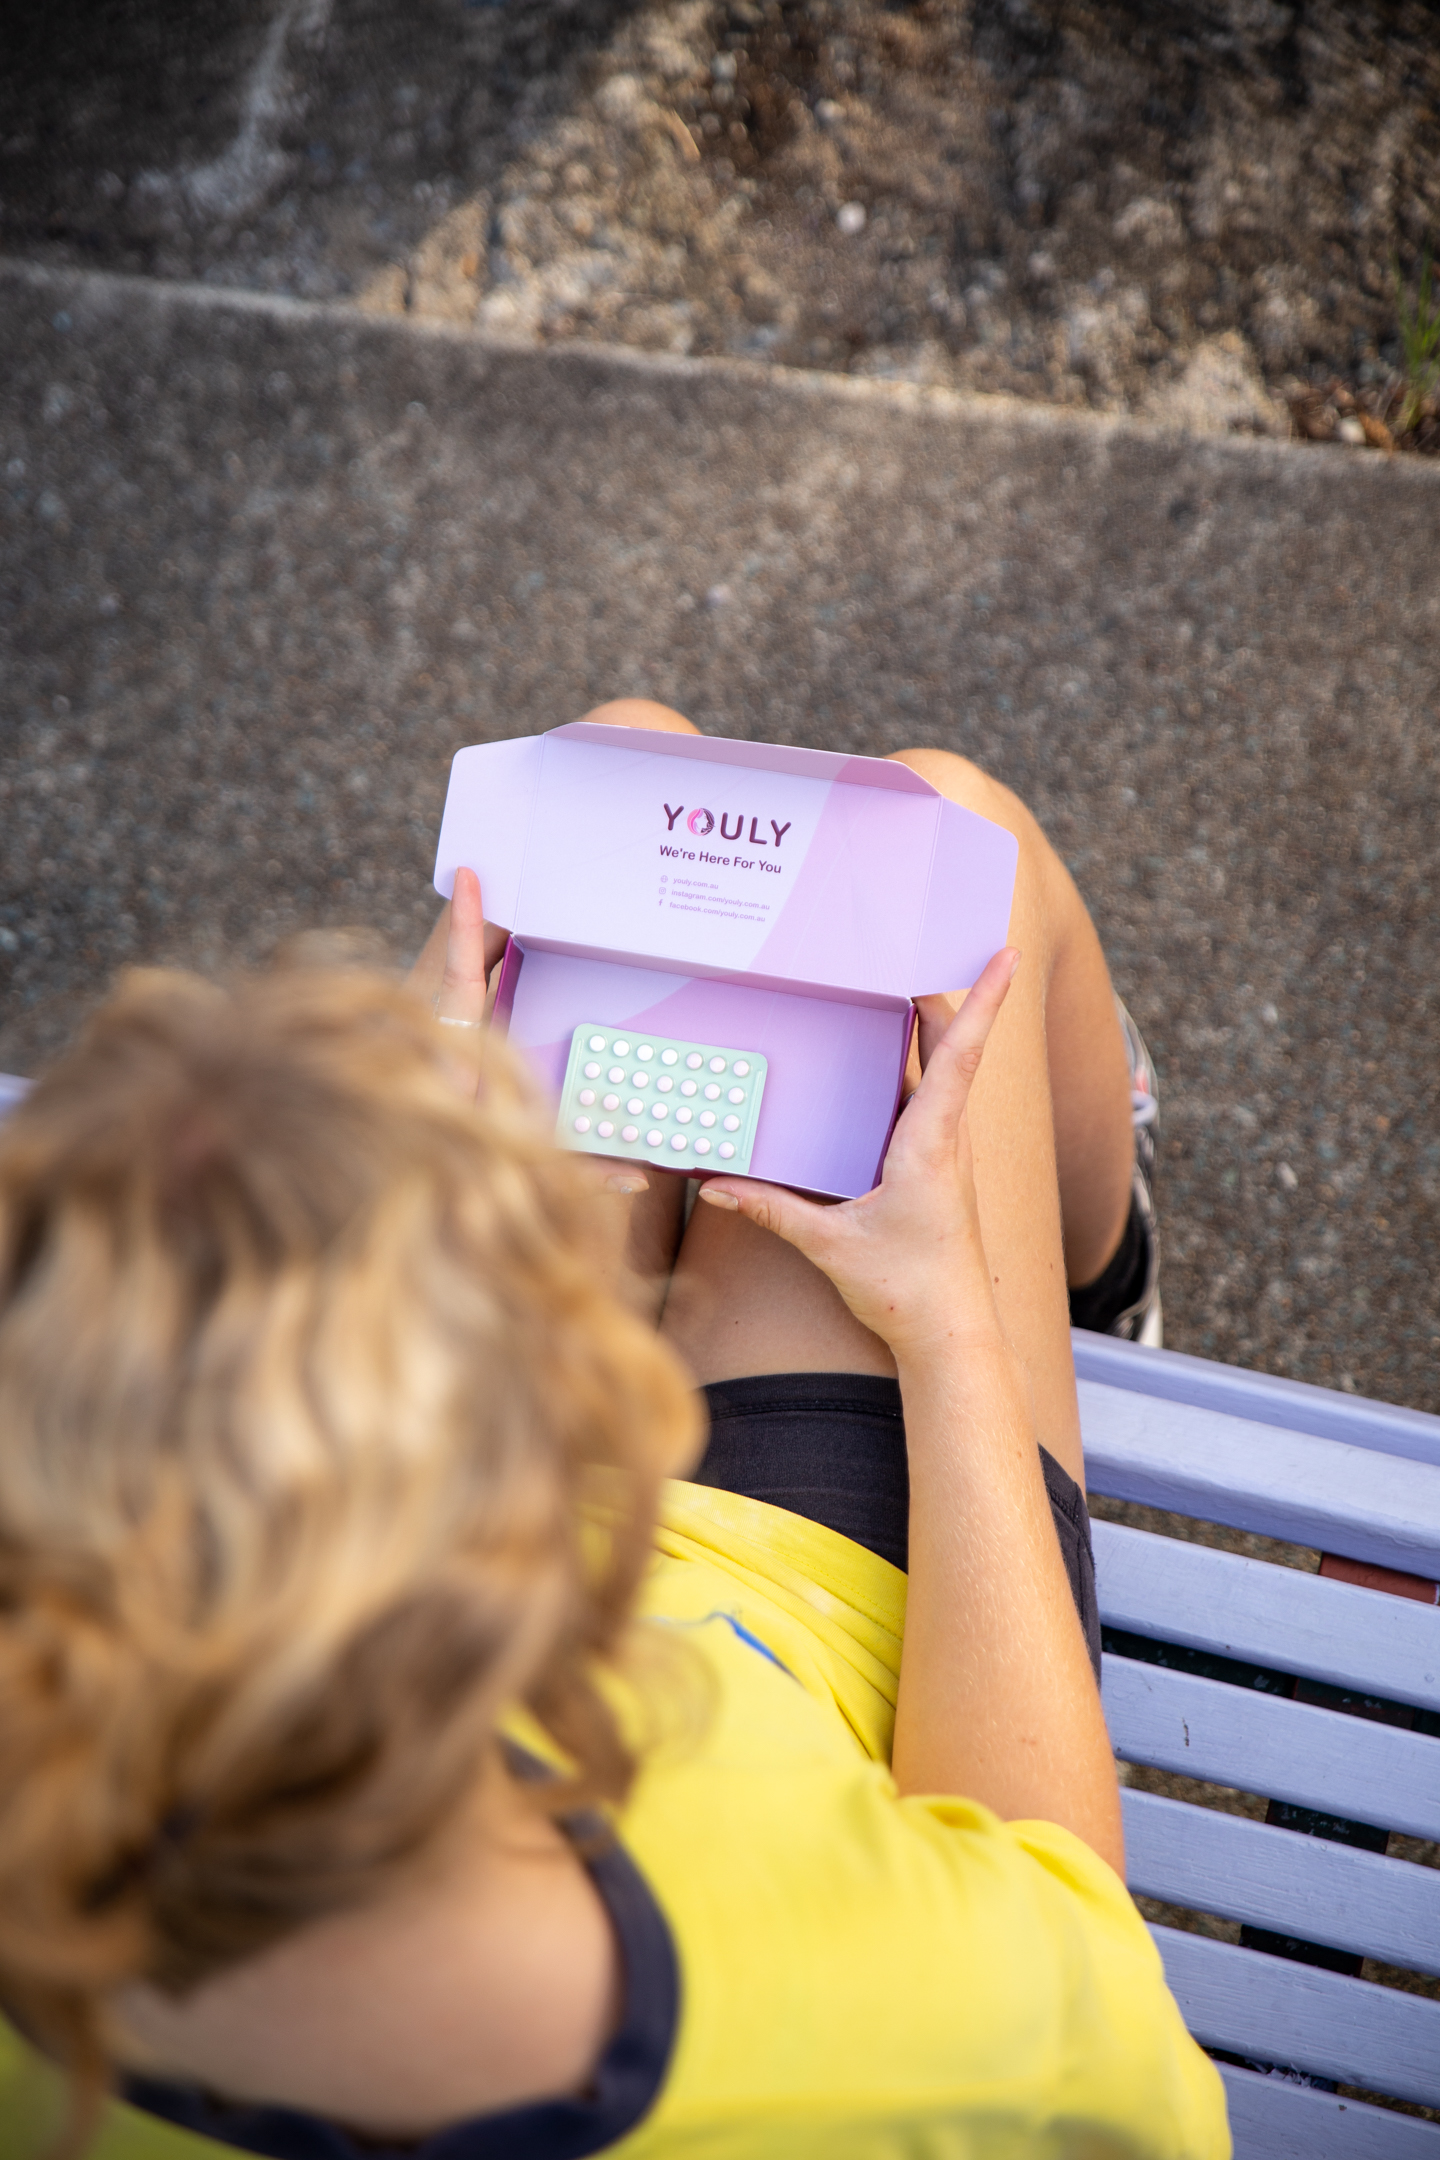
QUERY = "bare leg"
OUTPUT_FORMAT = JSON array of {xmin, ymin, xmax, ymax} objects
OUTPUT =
[
  {"xmin": 661, "ymin": 749, "xmax": 1134, "ymax": 1489},
  {"xmin": 893, "ymin": 751, "xmax": 1135, "ymax": 1291}
]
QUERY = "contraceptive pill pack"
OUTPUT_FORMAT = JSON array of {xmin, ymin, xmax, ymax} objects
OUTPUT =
[
  {"xmin": 433, "ymin": 723, "xmax": 1018, "ymax": 1199},
  {"xmin": 558, "ymin": 1025, "xmax": 767, "ymax": 1173}
]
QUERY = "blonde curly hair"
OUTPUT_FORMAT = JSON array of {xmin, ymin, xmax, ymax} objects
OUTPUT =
[{"xmin": 0, "ymin": 965, "xmax": 700, "ymax": 2150}]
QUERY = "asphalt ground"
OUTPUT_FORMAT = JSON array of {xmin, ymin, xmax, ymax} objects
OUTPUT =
[{"xmin": 4, "ymin": 259, "xmax": 1440, "ymax": 1411}]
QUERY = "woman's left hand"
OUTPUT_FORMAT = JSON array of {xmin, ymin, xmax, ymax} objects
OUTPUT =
[
  {"xmin": 409, "ymin": 875, "xmax": 651, "ymax": 1198},
  {"xmin": 408, "ymin": 868, "xmax": 510, "ymax": 1022}
]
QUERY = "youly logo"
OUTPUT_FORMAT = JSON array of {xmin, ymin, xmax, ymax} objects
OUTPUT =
[{"xmin": 663, "ymin": 804, "xmax": 792, "ymax": 848}]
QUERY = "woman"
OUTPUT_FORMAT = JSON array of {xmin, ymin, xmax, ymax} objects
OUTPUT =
[{"xmin": 0, "ymin": 705, "xmax": 1227, "ymax": 2158}]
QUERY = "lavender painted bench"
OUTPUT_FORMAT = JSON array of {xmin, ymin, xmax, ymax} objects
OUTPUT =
[
  {"xmin": 1080, "ymin": 1329, "xmax": 1440, "ymax": 2156},
  {"xmin": 2, "ymin": 1073, "xmax": 1437, "ymax": 2149}
]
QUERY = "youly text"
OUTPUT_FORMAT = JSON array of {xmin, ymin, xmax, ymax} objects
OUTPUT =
[{"xmin": 663, "ymin": 804, "xmax": 792, "ymax": 849}]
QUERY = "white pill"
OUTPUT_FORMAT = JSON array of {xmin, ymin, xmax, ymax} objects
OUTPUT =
[
  {"xmin": 646, "ymin": 1130, "xmax": 663, "ymax": 1147},
  {"xmin": 661, "ymin": 1049, "xmax": 678, "ymax": 1065},
  {"xmin": 602, "ymin": 1094, "xmax": 620, "ymax": 1111},
  {"xmin": 680, "ymin": 1080, "xmax": 698, "ymax": 1097},
  {"xmin": 699, "ymin": 1110, "xmax": 716, "ymax": 1128},
  {"xmin": 733, "ymin": 1060, "xmax": 750, "ymax": 1076},
  {"xmin": 709, "ymin": 1056, "xmax": 726, "ymax": 1072},
  {"xmin": 588, "ymin": 1034, "xmax": 606, "ymax": 1051},
  {"xmin": 621, "ymin": 1125, "xmax": 639, "ymax": 1142},
  {"xmin": 584, "ymin": 1062, "xmax": 601, "ymax": 1079},
  {"xmin": 636, "ymin": 1045, "xmax": 653, "ymax": 1060},
  {"xmin": 686, "ymin": 1053, "xmax": 704, "ymax": 1069},
  {"xmin": 612, "ymin": 1041, "xmax": 630, "ymax": 1056},
  {"xmin": 627, "ymin": 1098, "xmax": 644, "ymax": 1115},
  {"xmin": 573, "ymin": 1116, "xmax": 591, "ymax": 1133},
  {"xmin": 597, "ymin": 1121, "xmax": 614, "ymax": 1138},
  {"xmin": 704, "ymin": 1083, "xmax": 721, "ymax": 1100},
  {"xmin": 631, "ymin": 1072, "xmax": 650, "ymax": 1088},
  {"xmin": 670, "ymin": 1134, "xmax": 689, "ymax": 1152},
  {"xmin": 608, "ymin": 1066, "xmax": 625, "ymax": 1083},
  {"xmin": 652, "ymin": 1103, "xmax": 669, "ymax": 1120},
  {"xmin": 656, "ymin": 1076, "xmax": 674, "ymax": 1093},
  {"xmin": 694, "ymin": 1137, "xmax": 711, "ymax": 1155},
  {"xmin": 723, "ymin": 1114, "xmax": 741, "ymax": 1131},
  {"xmin": 675, "ymin": 1108, "xmax": 693, "ymax": 1124},
  {"xmin": 727, "ymin": 1087, "xmax": 745, "ymax": 1103},
  {"xmin": 578, "ymin": 1089, "xmax": 596, "ymax": 1106},
  {"xmin": 718, "ymin": 1142, "xmax": 735, "ymax": 1159}
]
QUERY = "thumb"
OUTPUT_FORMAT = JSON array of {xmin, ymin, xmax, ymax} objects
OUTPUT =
[
  {"xmin": 899, "ymin": 948, "xmax": 1020, "ymax": 1151},
  {"xmin": 695, "ymin": 1177, "xmax": 840, "ymax": 1267}
]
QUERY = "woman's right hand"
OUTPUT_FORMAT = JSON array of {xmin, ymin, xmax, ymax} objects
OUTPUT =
[{"xmin": 694, "ymin": 948, "xmax": 1019, "ymax": 1364}]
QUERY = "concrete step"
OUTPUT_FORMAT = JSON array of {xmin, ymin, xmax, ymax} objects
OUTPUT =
[{"xmin": 3, "ymin": 255, "xmax": 1439, "ymax": 1406}]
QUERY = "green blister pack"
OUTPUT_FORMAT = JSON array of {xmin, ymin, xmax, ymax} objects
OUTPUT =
[{"xmin": 556, "ymin": 1024, "xmax": 768, "ymax": 1175}]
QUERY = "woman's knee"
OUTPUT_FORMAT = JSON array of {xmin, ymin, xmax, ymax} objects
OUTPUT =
[{"xmin": 886, "ymin": 747, "xmax": 1041, "ymax": 849}]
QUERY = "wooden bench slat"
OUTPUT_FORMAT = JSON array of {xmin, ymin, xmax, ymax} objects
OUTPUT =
[
  {"xmin": 1081, "ymin": 1378, "xmax": 1440, "ymax": 1577},
  {"xmin": 1104, "ymin": 1654, "xmax": 1440, "ymax": 1841},
  {"xmin": 1153, "ymin": 1924, "xmax": 1440, "ymax": 2108},
  {"xmin": 1123, "ymin": 1787, "xmax": 1440, "ymax": 1977},
  {"xmin": 1094, "ymin": 1519, "xmax": 1440, "ymax": 1711},
  {"xmin": 1074, "ymin": 1329, "xmax": 1440, "ymax": 1471},
  {"xmin": 1218, "ymin": 2062, "xmax": 1440, "ymax": 2159}
]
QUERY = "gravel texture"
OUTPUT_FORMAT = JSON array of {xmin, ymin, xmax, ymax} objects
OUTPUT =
[
  {"xmin": 4, "ymin": 261, "xmax": 1440, "ymax": 1413},
  {"xmin": 3, "ymin": 0, "xmax": 1439, "ymax": 448}
]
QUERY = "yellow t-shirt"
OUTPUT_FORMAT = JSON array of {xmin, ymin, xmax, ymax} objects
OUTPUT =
[{"xmin": 0, "ymin": 1481, "xmax": 1230, "ymax": 2159}]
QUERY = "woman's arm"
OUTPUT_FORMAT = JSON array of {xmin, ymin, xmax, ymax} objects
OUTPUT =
[
  {"xmin": 694, "ymin": 953, "xmax": 1123, "ymax": 1874},
  {"xmin": 888, "ymin": 1334, "xmax": 1119, "ymax": 1863}
]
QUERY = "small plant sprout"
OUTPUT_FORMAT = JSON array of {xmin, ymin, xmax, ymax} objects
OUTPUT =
[{"xmin": 1393, "ymin": 246, "xmax": 1440, "ymax": 435}]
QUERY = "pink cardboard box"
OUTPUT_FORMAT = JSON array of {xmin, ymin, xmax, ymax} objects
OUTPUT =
[{"xmin": 433, "ymin": 723, "xmax": 1017, "ymax": 1198}]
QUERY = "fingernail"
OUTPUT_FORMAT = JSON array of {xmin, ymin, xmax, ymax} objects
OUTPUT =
[
  {"xmin": 1007, "ymin": 949, "xmax": 1022, "ymax": 981},
  {"xmin": 606, "ymin": 1176, "xmax": 647, "ymax": 1195},
  {"xmin": 697, "ymin": 1187, "xmax": 740, "ymax": 1211}
]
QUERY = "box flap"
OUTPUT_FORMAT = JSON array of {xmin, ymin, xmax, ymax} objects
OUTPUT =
[
  {"xmin": 550, "ymin": 721, "xmax": 939, "ymax": 791},
  {"xmin": 909, "ymin": 798, "xmax": 1020, "ymax": 995},
  {"xmin": 433, "ymin": 735, "xmax": 547, "ymax": 925},
  {"xmin": 433, "ymin": 725, "xmax": 1016, "ymax": 999}
]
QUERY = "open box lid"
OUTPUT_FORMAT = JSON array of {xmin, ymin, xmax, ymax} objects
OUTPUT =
[{"xmin": 434, "ymin": 724, "xmax": 1018, "ymax": 999}]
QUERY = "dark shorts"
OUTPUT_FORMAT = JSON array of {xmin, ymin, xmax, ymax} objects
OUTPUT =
[{"xmin": 694, "ymin": 1371, "xmax": 1102, "ymax": 1683}]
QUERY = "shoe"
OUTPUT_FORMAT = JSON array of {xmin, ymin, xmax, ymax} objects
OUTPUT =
[
  {"xmin": 1119, "ymin": 998, "xmax": 1158, "ymax": 1178},
  {"xmin": 1067, "ymin": 1000, "xmax": 1163, "ymax": 1347},
  {"xmin": 1111, "ymin": 998, "xmax": 1162, "ymax": 1347}
]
